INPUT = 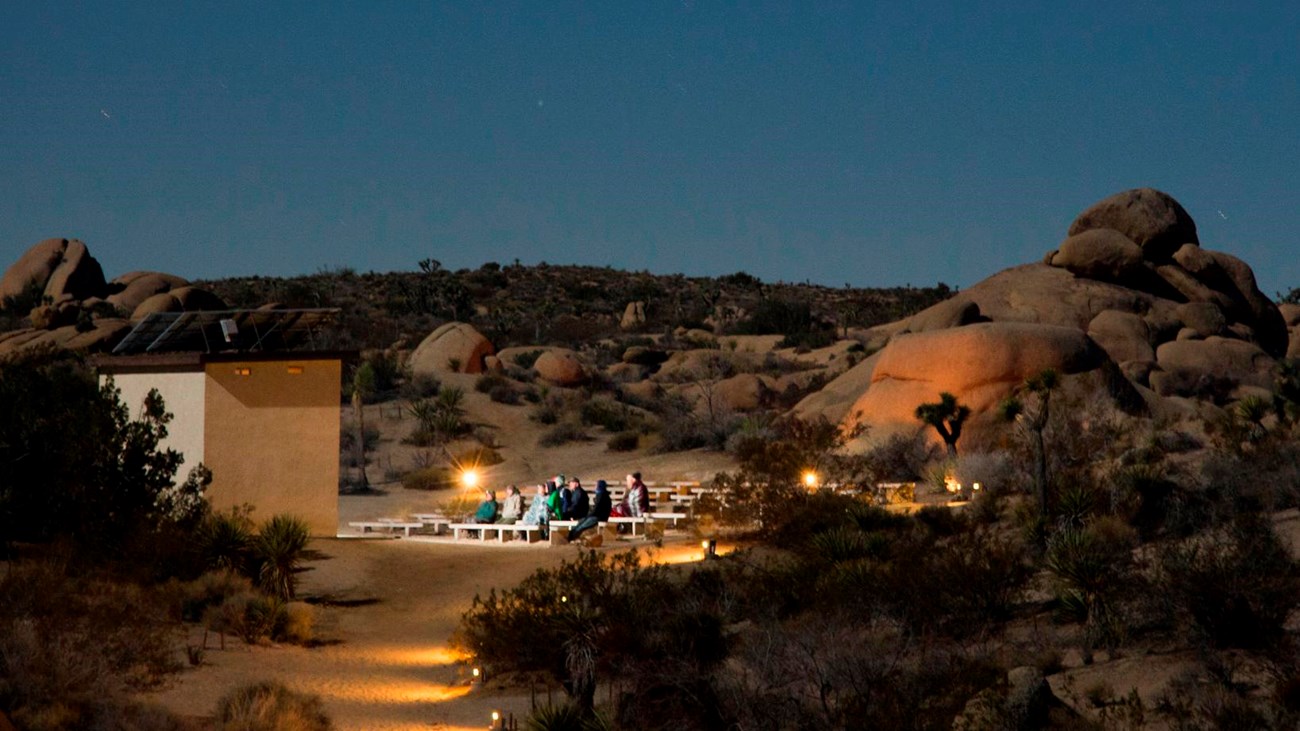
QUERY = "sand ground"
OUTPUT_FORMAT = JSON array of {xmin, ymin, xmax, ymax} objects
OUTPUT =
[{"xmin": 144, "ymin": 529, "xmax": 698, "ymax": 730}]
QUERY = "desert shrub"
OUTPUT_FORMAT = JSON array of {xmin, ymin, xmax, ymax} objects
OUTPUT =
[
  {"xmin": 539, "ymin": 421, "xmax": 590, "ymax": 447},
  {"xmin": 215, "ymin": 681, "xmax": 332, "ymax": 731},
  {"xmin": 913, "ymin": 505, "xmax": 968, "ymax": 537},
  {"xmin": 512, "ymin": 349, "xmax": 544, "ymax": 369},
  {"xmin": 281, "ymin": 602, "xmax": 316, "ymax": 645},
  {"xmin": 450, "ymin": 445, "xmax": 505, "ymax": 469},
  {"xmin": 1155, "ymin": 513, "xmax": 1300, "ymax": 650},
  {"xmin": 606, "ymin": 431, "xmax": 639, "ymax": 452},
  {"xmin": 251, "ymin": 515, "xmax": 310, "ymax": 601},
  {"xmin": 0, "ymin": 561, "xmax": 185, "ymax": 727},
  {"xmin": 862, "ymin": 431, "xmax": 934, "ymax": 483},
  {"xmin": 475, "ymin": 372, "xmax": 509, "ymax": 394},
  {"xmin": 489, "ymin": 383, "xmax": 521, "ymax": 404},
  {"xmin": 580, "ymin": 397, "xmax": 641, "ymax": 432},
  {"xmin": 400, "ymin": 372, "xmax": 441, "ymax": 400},
  {"xmin": 531, "ymin": 394, "xmax": 564, "ymax": 425},
  {"xmin": 175, "ymin": 569, "xmax": 255, "ymax": 623},
  {"xmin": 234, "ymin": 595, "xmax": 288, "ymax": 644},
  {"xmin": 338, "ymin": 422, "xmax": 380, "ymax": 461},
  {"xmin": 402, "ymin": 466, "xmax": 455, "ymax": 491}
]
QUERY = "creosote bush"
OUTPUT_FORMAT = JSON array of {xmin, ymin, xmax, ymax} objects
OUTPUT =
[{"xmin": 215, "ymin": 681, "xmax": 332, "ymax": 731}]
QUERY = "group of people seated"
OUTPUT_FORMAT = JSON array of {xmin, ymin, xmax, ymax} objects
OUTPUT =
[{"xmin": 467, "ymin": 472, "xmax": 652, "ymax": 542}]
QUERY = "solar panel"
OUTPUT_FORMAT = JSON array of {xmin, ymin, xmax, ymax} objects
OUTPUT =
[{"xmin": 112, "ymin": 309, "xmax": 340, "ymax": 355}]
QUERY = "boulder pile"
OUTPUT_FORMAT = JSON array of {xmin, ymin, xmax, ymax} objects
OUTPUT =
[
  {"xmin": 0, "ymin": 238, "xmax": 227, "ymax": 356},
  {"xmin": 799, "ymin": 188, "xmax": 1290, "ymax": 443}
]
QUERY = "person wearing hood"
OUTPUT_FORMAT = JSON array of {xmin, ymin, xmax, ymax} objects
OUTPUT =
[{"xmin": 568, "ymin": 479, "xmax": 611, "ymax": 542}]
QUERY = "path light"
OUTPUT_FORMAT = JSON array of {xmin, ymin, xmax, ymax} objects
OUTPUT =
[
  {"xmin": 702, "ymin": 539, "xmax": 717, "ymax": 559},
  {"xmin": 490, "ymin": 710, "xmax": 502, "ymax": 730},
  {"xmin": 973, "ymin": 482, "xmax": 982, "ymax": 492},
  {"xmin": 944, "ymin": 474, "xmax": 962, "ymax": 494},
  {"xmin": 470, "ymin": 666, "xmax": 482, "ymax": 686},
  {"xmin": 462, "ymin": 469, "xmax": 480, "ymax": 489},
  {"xmin": 802, "ymin": 471, "xmax": 818, "ymax": 489}
]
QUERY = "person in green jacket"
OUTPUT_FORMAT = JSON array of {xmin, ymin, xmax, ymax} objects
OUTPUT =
[
  {"xmin": 471, "ymin": 489, "xmax": 499, "ymax": 523},
  {"xmin": 545, "ymin": 480, "xmax": 564, "ymax": 520}
]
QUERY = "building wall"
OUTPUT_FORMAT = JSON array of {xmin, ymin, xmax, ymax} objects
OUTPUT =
[
  {"xmin": 105, "ymin": 370, "xmax": 207, "ymax": 481},
  {"xmin": 203, "ymin": 359, "xmax": 340, "ymax": 536}
]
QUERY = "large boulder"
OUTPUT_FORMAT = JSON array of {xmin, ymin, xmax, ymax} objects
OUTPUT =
[
  {"xmin": 1087, "ymin": 310, "xmax": 1153, "ymax": 363},
  {"xmin": 105, "ymin": 271, "xmax": 188, "ymax": 314},
  {"xmin": 127, "ymin": 286, "xmax": 227, "ymax": 321},
  {"xmin": 408, "ymin": 322, "xmax": 494, "ymax": 375},
  {"xmin": 1, "ymin": 238, "xmax": 106, "ymax": 303},
  {"xmin": 1049, "ymin": 228, "xmax": 1145, "ymax": 283},
  {"xmin": 1152, "ymin": 337, "xmax": 1275, "ymax": 398},
  {"xmin": 903, "ymin": 297, "xmax": 983, "ymax": 333},
  {"xmin": 711, "ymin": 373, "xmax": 775, "ymax": 412},
  {"xmin": 534, "ymin": 348, "xmax": 586, "ymax": 386},
  {"xmin": 1067, "ymin": 188, "xmax": 1199, "ymax": 261},
  {"xmin": 843, "ymin": 323, "xmax": 1105, "ymax": 438}
]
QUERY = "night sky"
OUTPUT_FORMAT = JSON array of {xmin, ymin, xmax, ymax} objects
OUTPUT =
[{"xmin": 2, "ymin": 2, "xmax": 1297, "ymax": 294}]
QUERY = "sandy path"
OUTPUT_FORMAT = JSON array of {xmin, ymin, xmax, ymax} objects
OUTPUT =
[{"xmin": 145, "ymin": 536, "xmax": 593, "ymax": 730}]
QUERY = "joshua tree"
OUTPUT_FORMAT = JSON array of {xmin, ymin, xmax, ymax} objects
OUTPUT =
[
  {"xmin": 999, "ymin": 369, "xmax": 1059, "ymax": 517},
  {"xmin": 915, "ymin": 392, "xmax": 970, "ymax": 460}
]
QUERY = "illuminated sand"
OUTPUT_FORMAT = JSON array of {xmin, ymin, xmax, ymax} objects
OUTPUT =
[{"xmin": 143, "ymin": 529, "xmax": 722, "ymax": 729}]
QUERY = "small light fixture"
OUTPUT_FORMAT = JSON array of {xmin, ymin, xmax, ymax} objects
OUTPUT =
[
  {"xmin": 462, "ymin": 469, "xmax": 480, "ymax": 489},
  {"xmin": 702, "ymin": 539, "xmax": 717, "ymax": 558},
  {"xmin": 490, "ymin": 710, "xmax": 502, "ymax": 730},
  {"xmin": 287, "ymin": 365, "xmax": 304, "ymax": 375},
  {"xmin": 972, "ymin": 482, "xmax": 982, "ymax": 492},
  {"xmin": 234, "ymin": 367, "xmax": 251, "ymax": 377},
  {"xmin": 802, "ymin": 471, "xmax": 818, "ymax": 489}
]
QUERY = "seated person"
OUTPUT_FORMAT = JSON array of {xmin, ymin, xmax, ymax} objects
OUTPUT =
[
  {"xmin": 496, "ymin": 485, "xmax": 524, "ymax": 523},
  {"xmin": 624, "ymin": 472, "xmax": 650, "ymax": 517},
  {"xmin": 547, "ymin": 480, "xmax": 565, "ymax": 519},
  {"xmin": 471, "ymin": 489, "xmax": 498, "ymax": 523},
  {"xmin": 562, "ymin": 477, "xmax": 589, "ymax": 520},
  {"xmin": 568, "ymin": 480, "xmax": 612, "ymax": 542},
  {"xmin": 521, "ymin": 484, "xmax": 551, "ymax": 526}
]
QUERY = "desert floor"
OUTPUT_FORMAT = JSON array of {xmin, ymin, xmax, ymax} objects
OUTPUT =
[{"xmin": 143, "ymin": 479, "xmax": 728, "ymax": 731}]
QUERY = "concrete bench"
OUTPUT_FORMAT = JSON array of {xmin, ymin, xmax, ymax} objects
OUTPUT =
[
  {"xmin": 348, "ymin": 521, "xmax": 425, "ymax": 537},
  {"xmin": 447, "ymin": 522, "xmax": 543, "ymax": 543},
  {"xmin": 410, "ymin": 513, "xmax": 453, "ymax": 533},
  {"xmin": 648, "ymin": 512, "xmax": 689, "ymax": 527}
]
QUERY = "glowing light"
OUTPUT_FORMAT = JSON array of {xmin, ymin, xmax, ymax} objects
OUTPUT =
[
  {"xmin": 560, "ymin": 595, "xmax": 568, "ymax": 603},
  {"xmin": 973, "ymin": 482, "xmax": 982, "ymax": 491},
  {"xmin": 363, "ymin": 645, "xmax": 470, "ymax": 666},
  {"xmin": 471, "ymin": 667, "xmax": 481, "ymax": 678},
  {"xmin": 944, "ymin": 474, "xmax": 962, "ymax": 494},
  {"xmin": 802, "ymin": 471, "xmax": 818, "ymax": 488},
  {"xmin": 462, "ymin": 469, "xmax": 480, "ymax": 489}
]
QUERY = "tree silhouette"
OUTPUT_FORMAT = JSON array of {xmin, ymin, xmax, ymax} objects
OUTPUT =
[{"xmin": 915, "ymin": 392, "xmax": 970, "ymax": 460}]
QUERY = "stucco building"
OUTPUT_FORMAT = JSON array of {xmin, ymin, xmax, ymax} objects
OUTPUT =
[{"xmin": 95, "ymin": 309, "xmax": 346, "ymax": 536}]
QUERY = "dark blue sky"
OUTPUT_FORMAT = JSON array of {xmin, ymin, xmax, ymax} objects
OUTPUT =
[{"xmin": 3, "ymin": 2, "xmax": 1298, "ymax": 293}]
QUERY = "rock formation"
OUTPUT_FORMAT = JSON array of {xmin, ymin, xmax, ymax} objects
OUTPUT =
[
  {"xmin": 801, "ymin": 188, "xmax": 1289, "ymax": 445},
  {"xmin": 0, "ymin": 239, "xmax": 228, "ymax": 356}
]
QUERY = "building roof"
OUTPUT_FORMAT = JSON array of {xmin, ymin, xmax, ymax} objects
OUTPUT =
[{"xmin": 111, "ymin": 308, "xmax": 340, "ymax": 356}]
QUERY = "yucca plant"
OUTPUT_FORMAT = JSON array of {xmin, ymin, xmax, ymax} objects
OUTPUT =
[
  {"xmin": 253, "ymin": 515, "xmax": 310, "ymax": 601},
  {"xmin": 525, "ymin": 703, "xmax": 610, "ymax": 731},
  {"xmin": 196, "ymin": 511, "xmax": 254, "ymax": 574}
]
